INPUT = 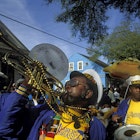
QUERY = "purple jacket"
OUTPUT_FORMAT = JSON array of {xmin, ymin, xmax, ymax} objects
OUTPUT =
[
  {"xmin": 0, "ymin": 91, "xmax": 106, "ymax": 140},
  {"xmin": 0, "ymin": 92, "xmax": 48, "ymax": 140}
]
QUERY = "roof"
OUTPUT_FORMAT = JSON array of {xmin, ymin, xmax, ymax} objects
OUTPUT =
[
  {"xmin": 81, "ymin": 54, "xmax": 108, "ymax": 68},
  {"xmin": 0, "ymin": 20, "xmax": 29, "ymax": 57}
]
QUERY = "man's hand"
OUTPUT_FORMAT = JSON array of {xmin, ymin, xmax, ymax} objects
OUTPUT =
[
  {"xmin": 21, "ymin": 77, "xmax": 32, "ymax": 90},
  {"xmin": 112, "ymin": 115, "xmax": 122, "ymax": 123}
]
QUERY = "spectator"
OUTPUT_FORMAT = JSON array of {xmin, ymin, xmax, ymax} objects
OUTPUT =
[
  {"xmin": 112, "ymin": 75, "xmax": 140, "ymax": 139},
  {"xmin": 108, "ymin": 87, "xmax": 116, "ymax": 104},
  {"xmin": 113, "ymin": 87, "xmax": 120, "ymax": 100}
]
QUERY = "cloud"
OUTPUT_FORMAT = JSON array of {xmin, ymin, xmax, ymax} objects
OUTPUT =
[
  {"xmin": 0, "ymin": 0, "xmax": 35, "ymax": 23},
  {"xmin": 0, "ymin": 0, "xmax": 88, "ymax": 59}
]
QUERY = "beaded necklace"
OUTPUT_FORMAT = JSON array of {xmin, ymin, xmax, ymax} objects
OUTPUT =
[{"xmin": 39, "ymin": 108, "xmax": 91, "ymax": 140}]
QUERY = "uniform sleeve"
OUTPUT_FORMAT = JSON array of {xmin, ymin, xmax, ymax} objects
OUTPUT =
[
  {"xmin": 0, "ymin": 91, "xmax": 28, "ymax": 137},
  {"xmin": 112, "ymin": 99, "xmax": 129, "ymax": 122},
  {"xmin": 89, "ymin": 116, "xmax": 107, "ymax": 140},
  {"xmin": 0, "ymin": 92, "xmax": 10, "ymax": 112}
]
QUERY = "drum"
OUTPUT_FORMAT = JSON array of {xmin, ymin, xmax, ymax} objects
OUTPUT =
[{"xmin": 114, "ymin": 125, "xmax": 140, "ymax": 140}]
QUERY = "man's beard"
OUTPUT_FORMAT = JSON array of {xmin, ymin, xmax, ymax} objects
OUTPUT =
[{"xmin": 61, "ymin": 92, "xmax": 86, "ymax": 106}]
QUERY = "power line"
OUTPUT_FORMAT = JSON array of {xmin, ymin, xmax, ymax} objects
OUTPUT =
[{"xmin": 0, "ymin": 12, "xmax": 93, "ymax": 52}]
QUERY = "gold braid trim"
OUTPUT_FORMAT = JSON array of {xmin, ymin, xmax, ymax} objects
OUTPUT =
[{"xmin": 16, "ymin": 86, "xmax": 28, "ymax": 97}]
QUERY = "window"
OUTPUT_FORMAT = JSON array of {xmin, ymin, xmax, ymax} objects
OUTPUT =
[
  {"xmin": 69, "ymin": 62, "xmax": 74, "ymax": 71},
  {"xmin": 77, "ymin": 61, "xmax": 83, "ymax": 70}
]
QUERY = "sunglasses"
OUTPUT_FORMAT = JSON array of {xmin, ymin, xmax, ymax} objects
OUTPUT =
[{"xmin": 65, "ymin": 79, "xmax": 87, "ymax": 88}]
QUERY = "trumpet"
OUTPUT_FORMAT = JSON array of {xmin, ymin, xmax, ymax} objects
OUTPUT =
[{"xmin": 0, "ymin": 21, "xmax": 68, "ymax": 105}]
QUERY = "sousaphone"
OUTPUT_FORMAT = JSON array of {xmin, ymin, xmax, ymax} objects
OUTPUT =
[{"xmin": 29, "ymin": 43, "xmax": 68, "ymax": 81}]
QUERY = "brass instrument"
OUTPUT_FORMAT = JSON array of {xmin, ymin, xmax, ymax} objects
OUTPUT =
[{"xmin": 0, "ymin": 20, "xmax": 68, "ymax": 106}]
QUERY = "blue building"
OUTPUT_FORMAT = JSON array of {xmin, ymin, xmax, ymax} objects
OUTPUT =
[{"xmin": 62, "ymin": 53, "xmax": 108, "ymax": 88}]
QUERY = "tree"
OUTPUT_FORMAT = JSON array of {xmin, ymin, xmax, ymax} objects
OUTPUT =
[
  {"xmin": 44, "ymin": 0, "xmax": 140, "ymax": 45},
  {"xmin": 95, "ymin": 21, "xmax": 140, "ymax": 61}
]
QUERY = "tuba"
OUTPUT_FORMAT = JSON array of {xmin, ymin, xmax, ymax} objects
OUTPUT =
[{"xmin": 0, "ymin": 20, "xmax": 68, "ymax": 107}]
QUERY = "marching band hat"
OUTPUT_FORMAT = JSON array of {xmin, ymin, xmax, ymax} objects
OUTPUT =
[
  {"xmin": 126, "ymin": 75, "xmax": 140, "ymax": 85},
  {"xmin": 70, "ymin": 71, "xmax": 86, "ymax": 79},
  {"xmin": 70, "ymin": 70, "xmax": 103, "ymax": 105}
]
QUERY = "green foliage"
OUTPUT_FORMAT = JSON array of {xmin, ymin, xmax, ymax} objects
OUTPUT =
[
  {"xmin": 110, "ymin": 0, "xmax": 140, "ymax": 17},
  {"xmin": 44, "ymin": 0, "xmax": 140, "ymax": 45},
  {"xmin": 56, "ymin": 0, "xmax": 109, "ymax": 45},
  {"xmin": 44, "ymin": 0, "xmax": 109, "ymax": 44},
  {"xmin": 97, "ymin": 21, "xmax": 140, "ymax": 61}
]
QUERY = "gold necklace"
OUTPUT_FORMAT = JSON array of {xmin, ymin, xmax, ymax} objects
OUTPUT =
[
  {"xmin": 65, "ymin": 105, "xmax": 88, "ymax": 111},
  {"xmin": 61, "ymin": 107, "xmax": 90, "ymax": 129}
]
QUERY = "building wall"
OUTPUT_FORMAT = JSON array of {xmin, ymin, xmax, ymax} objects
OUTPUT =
[{"xmin": 61, "ymin": 53, "xmax": 106, "ymax": 88}]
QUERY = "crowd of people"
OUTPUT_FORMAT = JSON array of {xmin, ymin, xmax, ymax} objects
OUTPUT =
[{"xmin": 0, "ymin": 62, "xmax": 140, "ymax": 140}]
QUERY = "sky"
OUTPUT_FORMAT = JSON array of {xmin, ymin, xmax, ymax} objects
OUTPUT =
[{"xmin": 0, "ymin": 0, "xmax": 127, "ymax": 61}]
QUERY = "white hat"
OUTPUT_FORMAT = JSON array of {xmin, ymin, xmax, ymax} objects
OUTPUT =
[
  {"xmin": 126, "ymin": 75, "xmax": 140, "ymax": 85},
  {"xmin": 83, "ymin": 69, "xmax": 103, "ymax": 104}
]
